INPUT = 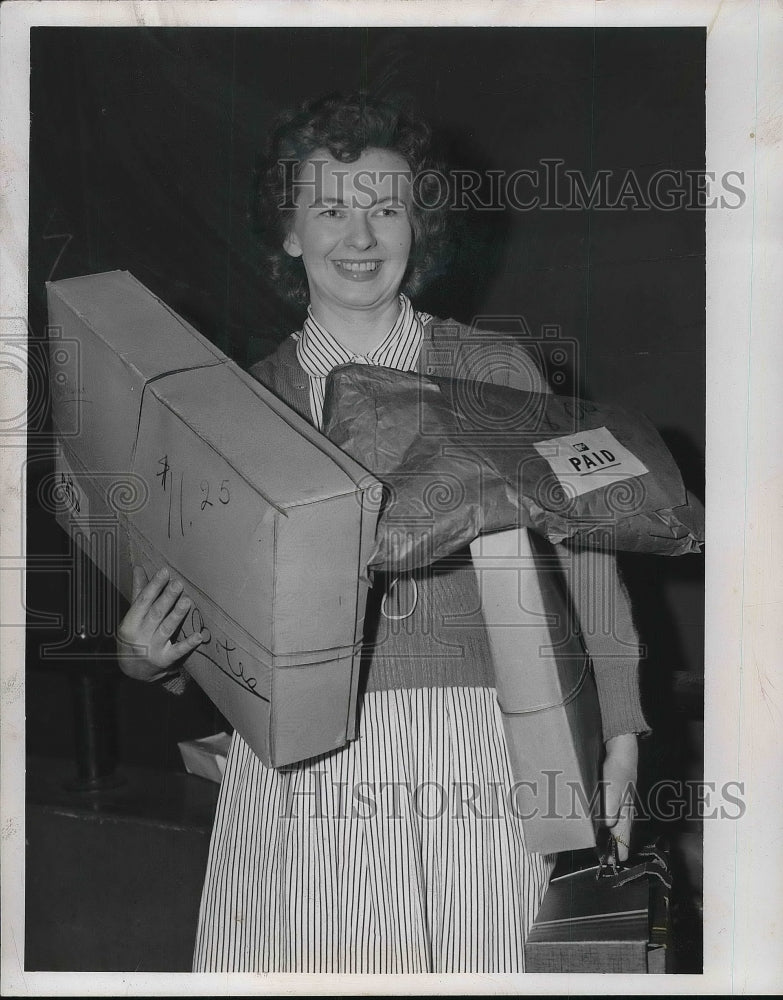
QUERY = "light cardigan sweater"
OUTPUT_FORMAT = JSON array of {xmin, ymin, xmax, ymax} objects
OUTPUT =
[{"xmin": 249, "ymin": 316, "xmax": 650, "ymax": 741}]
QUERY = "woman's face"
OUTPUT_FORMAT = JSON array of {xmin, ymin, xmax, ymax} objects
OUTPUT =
[{"xmin": 283, "ymin": 147, "xmax": 414, "ymax": 321}]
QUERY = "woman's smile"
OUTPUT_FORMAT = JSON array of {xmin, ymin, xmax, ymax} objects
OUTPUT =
[{"xmin": 332, "ymin": 259, "xmax": 384, "ymax": 280}]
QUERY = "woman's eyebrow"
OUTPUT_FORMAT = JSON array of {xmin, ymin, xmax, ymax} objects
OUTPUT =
[
  {"xmin": 310, "ymin": 195, "xmax": 349, "ymax": 207},
  {"xmin": 310, "ymin": 194, "xmax": 408, "ymax": 208}
]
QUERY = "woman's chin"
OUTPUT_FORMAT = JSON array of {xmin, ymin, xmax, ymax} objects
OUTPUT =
[{"xmin": 315, "ymin": 284, "xmax": 402, "ymax": 315}]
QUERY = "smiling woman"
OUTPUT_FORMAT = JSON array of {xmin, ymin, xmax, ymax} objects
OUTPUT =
[
  {"xmin": 252, "ymin": 92, "xmax": 453, "ymax": 312},
  {"xmin": 281, "ymin": 148, "xmax": 414, "ymax": 347},
  {"xmin": 116, "ymin": 91, "xmax": 647, "ymax": 974}
]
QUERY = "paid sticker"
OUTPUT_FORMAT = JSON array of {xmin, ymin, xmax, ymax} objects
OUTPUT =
[{"xmin": 533, "ymin": 427, "xmax": 649, "ymax": 498}]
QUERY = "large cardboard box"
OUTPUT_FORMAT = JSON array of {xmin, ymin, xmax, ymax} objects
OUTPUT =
[
  {"xmin": 469, "ymin": 527, "xmax": 603, "ymax": 853},
  {"xmin": 47, "ymin": 271, "xmax": 380, "ymax": 767}
]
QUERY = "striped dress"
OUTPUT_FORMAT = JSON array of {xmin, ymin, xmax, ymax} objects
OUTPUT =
[
  {"xmin": 193, "ymin": 690, "xmax": 554, "ymax": 973},
  {"xmin": 192, "ymin": 297, "xmax": 556, "ymax": 973}
]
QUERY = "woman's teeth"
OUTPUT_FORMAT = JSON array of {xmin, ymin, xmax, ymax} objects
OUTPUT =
[{"xmin": 336, "ymin": 261, "xmax": 379, "ymax": 272}]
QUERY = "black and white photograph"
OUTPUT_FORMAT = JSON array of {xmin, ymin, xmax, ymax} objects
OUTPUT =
[{"xmin": 1, "ymin": 1, "xmax": 780, "ymax": 994}]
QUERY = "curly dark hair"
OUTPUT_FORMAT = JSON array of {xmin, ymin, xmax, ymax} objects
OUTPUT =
[{"xmin": 250, "ymin": 92, "xmax": 453, "ymax": 308}]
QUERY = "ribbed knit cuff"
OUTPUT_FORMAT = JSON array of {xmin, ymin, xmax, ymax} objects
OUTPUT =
[
  {"xmin": 593, "ymin": 658, "xmax": 650, "ymax": 740},
  {"xmin": 161, "ymin": 668, "xmax": 190, "ymax": 696},
  {"xmin": 551, "ymin": 542, "xmax": 651, "ymax": 740}
]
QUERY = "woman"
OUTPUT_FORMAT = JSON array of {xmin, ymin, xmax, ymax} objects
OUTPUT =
[{"xmin": 117, "ymin": 93, "xmax": 646, "ymax": 974}]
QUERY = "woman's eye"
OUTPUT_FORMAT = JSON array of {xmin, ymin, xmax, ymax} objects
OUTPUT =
[
  {"xmin": 377, "ymin": 207, "xmax": 402, "ymax": 217},
  {"xmin": 319, "ymin": 208, "xmax": 343, "ymax": 218}
]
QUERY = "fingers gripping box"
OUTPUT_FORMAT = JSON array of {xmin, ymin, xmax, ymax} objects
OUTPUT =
[{"xmin": 47, "ymin": 271, "xmax": 380, "ymax": 767}]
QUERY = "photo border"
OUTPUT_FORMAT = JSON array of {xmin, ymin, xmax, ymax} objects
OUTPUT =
[{"xmin": 2, "ymin": 0, "xmax": 781, "ymax": 994}]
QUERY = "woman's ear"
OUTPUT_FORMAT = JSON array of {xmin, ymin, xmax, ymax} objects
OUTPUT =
[{"xmin": 283, "ymin": 232, "xmax": 303, "ymax": 258}]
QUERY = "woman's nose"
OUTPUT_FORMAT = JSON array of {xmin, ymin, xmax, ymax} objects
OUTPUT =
[{"xmin": 344, "ymin": 212, "xmax": 377, "ymax": 251}]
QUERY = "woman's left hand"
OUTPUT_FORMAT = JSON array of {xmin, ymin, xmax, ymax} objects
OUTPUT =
[{"xmin": 601, "ymin": 732, "xmax": 638, "ymax": 862}]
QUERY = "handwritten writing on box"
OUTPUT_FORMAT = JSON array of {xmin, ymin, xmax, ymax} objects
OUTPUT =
[
  {"xmin": 55, "ymin": 445, "xmax": 90, "ymax": 520},
  {"xmin": 130, "ymin": 391, "xmax": 277, "ymax": 645},
  {"xmin": 146, "ymin": 450, "xmax": 261, "ymax": 694},
  {"xmin": 155, "ymin": 452, "xmax": 232, "ymax": 537},
  {"xmin": 179, "ymin": 600, "xmax": 260, "ymax": 694},
  {"xmin": 129, "ymin": 529, "xmax": 264, "ymax": 696}
]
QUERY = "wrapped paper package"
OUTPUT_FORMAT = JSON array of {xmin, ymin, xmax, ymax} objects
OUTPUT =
[
  {"xmin": 324, "ymin": 365, "xmax": 701, "ymax": 851},
  {"xmin": 470, "ymin": 527, "xmax": 602, "ymax": 853},
  {"xmin": 324, "ymin": 364, "xmax": 704, "ymax": 573},
  {"xmin": 47, "ymin": 270, "xmax": 380, "ymax": 767},
  {"xmin": 178, "ymin": 732, "xmax": 232, "ymax": 784}
]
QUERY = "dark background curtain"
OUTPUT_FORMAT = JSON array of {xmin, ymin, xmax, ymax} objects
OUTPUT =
[{"xmin": 26, "ymin": 26, "xmax": 705, "ymax": 771}]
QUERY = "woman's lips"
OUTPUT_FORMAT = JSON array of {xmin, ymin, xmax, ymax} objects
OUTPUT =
[{"xmin": 332, "ymin": 260, "xmax": 383, "ymax": 281}]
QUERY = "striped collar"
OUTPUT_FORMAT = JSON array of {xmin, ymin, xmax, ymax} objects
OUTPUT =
[{"xmin": 294, "ymin": 294, "xmax": 430, "ymax": 428}]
